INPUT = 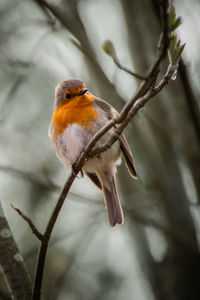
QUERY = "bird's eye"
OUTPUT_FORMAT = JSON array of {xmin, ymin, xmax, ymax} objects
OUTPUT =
[{"xmin": 65, "ymin": 93, "xmax": 71, "ymax": 99}]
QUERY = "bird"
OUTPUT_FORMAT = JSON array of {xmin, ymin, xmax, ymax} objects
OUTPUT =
[{"xmin": 49, "ymin": 79, "xmax": 137, "ymax": 227}]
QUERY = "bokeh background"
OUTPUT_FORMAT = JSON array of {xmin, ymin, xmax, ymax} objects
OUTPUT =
[{"xmin": 0, "ymin": 0, "xmax": 200, "ymax": 299}]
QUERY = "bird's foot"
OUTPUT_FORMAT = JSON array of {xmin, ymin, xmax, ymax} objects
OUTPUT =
[{"xmin": 71, "ymin": 163, "xmax": 84, "ymax": 178}]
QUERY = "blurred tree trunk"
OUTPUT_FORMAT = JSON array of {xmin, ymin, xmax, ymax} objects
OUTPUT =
[
  {"xmin": 120, "ymin": 0, "xmax": 200, "ymax": 299},
  {"xmin": 0, "ymin": 202, "xmax": 32, "ymax": 300}
]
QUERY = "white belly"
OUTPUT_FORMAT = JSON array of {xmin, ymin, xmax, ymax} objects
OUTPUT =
[{"xmin": 54, "ymin": 123, "xmax": 121, "ymax": 172}]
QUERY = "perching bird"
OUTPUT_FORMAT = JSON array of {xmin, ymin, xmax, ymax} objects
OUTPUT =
[{"xmin": 49, "ymin": 79, "xmax": 137, "ymax": 226}]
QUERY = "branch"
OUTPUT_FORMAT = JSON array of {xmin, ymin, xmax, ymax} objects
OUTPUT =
[
  {"xmin": 72, "ymin": 62, "xmax": 174, "ymax": 164},
  {"xmin": 10, "ymin": 204, "xmax": 43, "ymax": 241},
  {"xmin": 32, "ymin": 171, "xmax": 78, "ymax": 299},
  {"xmin": 102, "ymin": 40, "xmax": 147, "ymax": 80},
  {"xmin": 114, "ymin": 56, "xmax": 147, "ymax": 80},
  {"xmin": 0, "ymin": 201, "xmax": 32, "ymax": 299},
  {"xmin": 90, "ymin": 66, "xmax": 176, "ymax": 157}
]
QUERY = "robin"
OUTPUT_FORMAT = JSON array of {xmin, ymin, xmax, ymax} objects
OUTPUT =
[{"xmin": 49, "ymin": 79, "xmax": 137, "ymax": 227}]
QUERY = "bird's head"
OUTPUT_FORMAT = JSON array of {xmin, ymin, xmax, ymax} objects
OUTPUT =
[{"xmin": 54, "ymin": 79, "xmax": 88, "ymax": 108}]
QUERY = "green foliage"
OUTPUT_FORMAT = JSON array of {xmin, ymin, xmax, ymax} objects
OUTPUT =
[
  {"xmin": 168, "ymin": 33, "xmax": 185, "ymax": 66},
  {"xmin": 168, "ymin": 4, "xmax": 182, "ymax": 32},
  {"xmin": 167, "ymin": 5, "xmax": 185, "ymax": 66}
]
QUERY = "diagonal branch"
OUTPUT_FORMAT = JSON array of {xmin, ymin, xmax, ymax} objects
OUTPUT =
[
  {"xmin": 113, "ymin": 56, "xmax": 147, "ymax": 80},
  {"xmin": 10, "ymin": 204, "xmax": 43, "ymax": 241},
  {"xmin": 90, "ymin": 66, "xmax": 176, "ymax": 157}
]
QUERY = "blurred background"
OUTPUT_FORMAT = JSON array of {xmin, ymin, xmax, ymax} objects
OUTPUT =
[{"xmin": 0, "ymin": 0, "xmax": 200, "ymax": 299}]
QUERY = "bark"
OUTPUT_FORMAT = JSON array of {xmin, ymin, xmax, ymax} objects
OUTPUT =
[{"xmin": 0, "ymin": 202, "xmax": 32, "ymax": 300}]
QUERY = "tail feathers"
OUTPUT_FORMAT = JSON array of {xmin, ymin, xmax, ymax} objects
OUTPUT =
[{"xmin": 101, "ymin": 173, "xmax": 124, "ymax": 227}]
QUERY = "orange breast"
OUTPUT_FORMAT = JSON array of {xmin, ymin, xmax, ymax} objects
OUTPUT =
[{"xmin": 52, "ymin": 94, "xmax": 98, "ymax": 135}]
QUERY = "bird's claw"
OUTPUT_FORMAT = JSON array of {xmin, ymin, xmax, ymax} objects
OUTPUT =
[{"xmin": 71, "ymin": 164, "xmax": 84, "ymax": 178}]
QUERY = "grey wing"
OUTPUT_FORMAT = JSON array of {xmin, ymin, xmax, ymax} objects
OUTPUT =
[
  {"xmin": 93, "ymin": 97, "xmax": 137, "ymax": 178},
  {"xmin": 93, "ymin": 97, "xmax": 118, "ymax": 119},
  {"xmin": 119, "ymin": 134, "xmax": 137, "ymax": 178},
  {"xmin": 86, "ymin": 172, "xmax": 102, "ymax": 190}
]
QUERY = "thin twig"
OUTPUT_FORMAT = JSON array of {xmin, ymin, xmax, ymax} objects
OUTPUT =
[
  {"xmin": 10, "ymin": 204, "xmax": 43, "ymax": 241},
  {"xmin": 113, "ymin": 57, "xmax": 147, "ymax": 80}
]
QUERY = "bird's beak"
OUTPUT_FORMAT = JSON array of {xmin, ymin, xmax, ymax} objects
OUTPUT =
[{"xmin": 78, "ymin": 88, "xmax": 88, "ymax": 96}]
